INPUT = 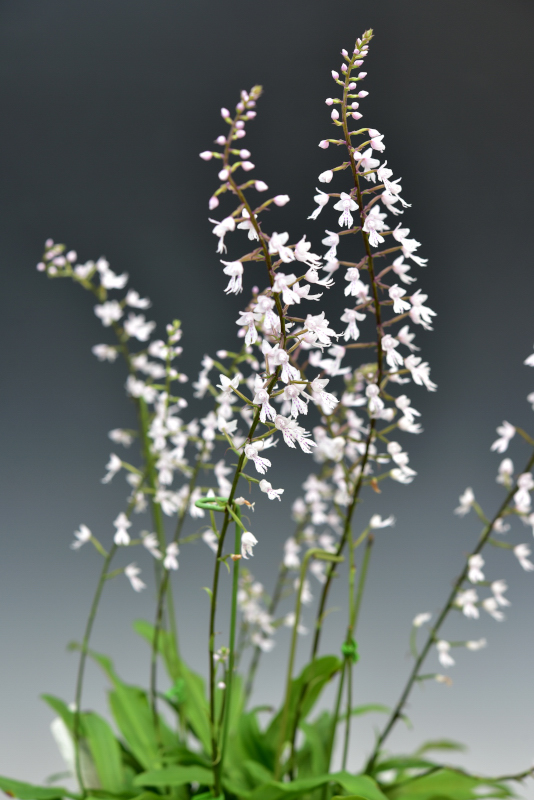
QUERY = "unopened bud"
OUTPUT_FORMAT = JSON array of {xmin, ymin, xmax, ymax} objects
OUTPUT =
[
  {"xmin": 358, "ymin": 72, "xmax": 367, "ymax": 78},
  {"xmin": 241, "ymin": 161, "xmax": 255, "ymax": 171},
  {"xmin": 215, "ymin": 135, "xmax": 226, "ymax": 145},
  {"xmin": 368, "ymin": 128, "xmax": 380, "ymax": 138},
  {"xmin": 239, "ymin": 149, "xmax": 251, "ymax": 158},
  {"xmin": 341, "ymin": 48, "xmax": 348, "ymax": 57},
  {"xmin": 216, "ymin": 350, "xmax": 228, "ymax": 358},
  {"xmin": 341, "ymin": 64, "xmax": 347, "ymax": 73},
  {"xmin": 235, "ymin": 129, "xmax": 246, "ymax": 138},
  {"xmin": 36, "ymin": 262, "xmax": 46, "ymax": 272},
  {"xmin": 199, "ymin": 150, "xmax": 213, "ymax": 161},
  {"xmin": 218, "ymin": 169, "xmax": 229, "ymax": 181},
  {"xmin": 351, "ymin": 102, "xmax": 359, "ymax": 109},
  {"xmin": 331, "ymin": 109, "xmax": 339, "ymax": 121},
  {"xmin": 331, "ymin": 70, "xmax": 339, "ymax": 80},
  {"xmin": 48, "ymin": 265, "xmax": 58, "ymax": 275},
  {"xmin": 221, "ymin": 107, "xmax": 230, "ymax": 118},
  {"xmin": 235, "ymin": 120, "xmax": 245, "ymax": 129},
  {"xmin": 352, "ymin": 112, "xmax": 362, "ymax": 120},
  {"xmin": 66, "ymin": 250, "xmax": 77, "ymax": 262},
  {"xmin": 325, "ymin": 97, "xmax": 334, "ymax": 106},
  {"xmin": 354, "ymin": 60, "xmax": 364, "ymax": 66},
  {"xmin": 236, "ymin": 101, "xmax": 245, "ymax": 112},
  {"xmin": 348, "ymin": 82, "xmax": 356, "ymax": 90},
  {"xmin": 274, "ymin": 194, "xmax": 290, "ymax": 206},
  {"xmin": 358, "ymin": 90, "xmax": 369, "ymax": 98},
  {"xmin": 255, "ymin": 180, "xmax": 268, "ymax": 191},
  {"xmin": 246, "ymin": 110, "xmax": 256, "ymax": 119},
  {"xmin": 318, "ymin": 140, "xmax": 330, "ymax": 149},
  {"xmin": 209, "ymin": 196, "xmax": 219, "ymax": 210},
  {"xmin": 45, "ymin": 238, "xmax": 54, "ymax": 248}
]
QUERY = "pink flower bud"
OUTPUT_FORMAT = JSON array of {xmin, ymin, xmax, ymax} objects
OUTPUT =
[
  {"xmin": 199, "ymin": 150, "xmax": 213, "ymax": 160},
  {"xmin": 341, "ymin": 64, "xmax": 347, "ymax": 73},
  {"xmin": 354, "ymin": 60, "xmax": 363, "ymax": 66},
  {"xmin": 368, "ymin": 128, "xmax": 380, "ymax": 138},
  {"xmin": 274, "ymin": 195, "xmax": 290, "ymax": 206},
  {"xmin": 66, "ymin": 250, "xmax": 77, "ymax": 262},
  {"xmin": 331, "ymin": 109, "xmax": 339, "ymax": 120},
  {"xmin": 331, "ymin": 70, "xmax": 339, "ymax": 80},
  {"xmin": 216, "ymin": 350, "xmax": 228, "ymax": 358},
  {"xmin": 358, "ymin": 90, "xmax": 369, "ymax": 98},
  {"xmin": 240, "ymin": 149, "xmax": 251, "ymax": 158},
  {"xmin": 36, "ymin": 262, "xmax": 46, "ymax": 271},
  {"xmin": 235, "ymin": 120, "xmax": 245, "ymax": 129},
  {"xmin": 351, "ymin": 102, "xmax": 359, "ymax": 109},
  {"xmin": 209, "ymin": 196, "xmax": 219, "ymax": 210},
  {"xmin": 241, "ymin": 161, "xmax": 255, "ymax": 171},
  {"xmin": 247, "ymin": 100, "xmax": 256, "ymax": 108},
  {"xmin": 354, "ymin": 48, "xmax": 360, "ymax": 55},
  {"xmin": 221, "ymin": 107, "xmax": 230, "ymax": 118},
  {"xmin": 53, "ymin": 256, "xmax": 66, "ymax": 266},
  {"xmin": 318, "ymin": 170, "xmax": 333, "ymax": 183},
  {"xmin": 352, "ymin": 112, "xmax": 362, "ymax": 120},
  {"xmin": 236, "ymin": 102, "xmax": 245, "ymax": 112},
  {"xmin": 246, "ymin": 111, "xmax": 256, "ymax": 119},
  {"xmin": 348, "ymin": 82, "xmax": 356, "ymax": 90},
  {"xmin": 251, "ymin": 285, "xmax": 259, "ymax": 294},
  {"xmin": 218, "ymin": 169, "xmax": 229, "ymax": 180},
  {"xmin": 235, "ymin": 129, "xmax": 246, "ymax": 138},
  {"xmin": 341, "ymin": 48, "xmax": 348, "ymax": 56},
  {"xmin": 358, "ymin": 72, "xmax": 367, "ymax": 78},
  {"xmin": 318, "ymin": 140, "xmax": 329, "ymax": 149},
  {"xmin": 216, "ymin": 135, "xmax": 226, "ymax": 145},
  {"xmin": 255, "ymin": 180, "xmax": 268, "ymax": 191},
  {"xmin": 48, "ymin": 265, "xmax": 57, "ymax": 275},
  {"xmin": 325, "ymin": 97, "xmax": 334, "ymax": 106},
  {"xmin": 45, "ymin": 238, "xmax": 54, "ymax": 248}
]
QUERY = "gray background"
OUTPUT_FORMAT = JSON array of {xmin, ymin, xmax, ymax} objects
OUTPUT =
[{"xmin": 1, "ymin": 0, "xmax": 534, "ymax": 790}]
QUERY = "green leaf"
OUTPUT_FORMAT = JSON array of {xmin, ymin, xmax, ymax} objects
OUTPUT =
[
  {"xmin": 386, "ymin": 768, "xmax": 513, "ymax": 800},
  {"xmin": 351, "ymin": 704, "xmax": 391, "ymax": 717},
  {"xmin": 297, "ymin": 713, "xmax": 331, "ymax": 779},
  {"xmin": 134, "ymin": 620, "xmax": 211, "ymax": 753},
  {"xmin": 332, "ymin": 772, "xmax": 389, "ymax": 800},
  {"xmin": 375, "ymin": 757, "xmax": 439, "ymax": 773},
  {"xmin": 82, "ymin": 712, "xmax": 125, "ymax": 792},
  {"xmin": 246, "ymin": 775, "xmax": 332, "ymax": 800},
  {"xmin": 0, "ymin": 777, "xmax": 79, "ymax": 800},
  {"xmin": 133, "ymin": 765, "xmax": 214, "ymax": 787},
  {"xmin": 414, "ymin": 740, "xmax": 467, "ymax": 756},
  {"xmin": 266, "ymin": 656, "xmax": 341, "ymax": 747},
  {"xmin": 41, "ymin": 696, "xmax": 75, "ymax": 732},
  {"xmin": 108, "ymin": 686, "xmax": 162, "ymax": 770}
]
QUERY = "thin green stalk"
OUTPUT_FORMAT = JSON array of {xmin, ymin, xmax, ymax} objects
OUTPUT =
[
  {"xmin": 365, "ymin": 448, "xmax": 534, "ymax": 772},
  {"xmin": 342, "ymin": 533, "xmax": 373, "ymax": 770},
  {"xmin": 73, "ymin": 544, "xmax": 117, "ymax": 795},
  {"xmin": 219, "ymin": 508, "xmax": 242, "ymax": 773}
]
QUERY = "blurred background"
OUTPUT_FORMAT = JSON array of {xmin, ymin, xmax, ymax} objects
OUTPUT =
[{"xmin": 1, "ymin": 0, "xmax": 534, "ymax": 790}]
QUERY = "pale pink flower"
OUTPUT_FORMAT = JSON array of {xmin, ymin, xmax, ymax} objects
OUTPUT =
[
  {"xmin": 244, "ymin": 442, "xmax": 271, "ymax": 474},
  {"xmin": 125, "ymin": 563, "xmax": 146, "ymax": 592},
  {"xmin": 260, "ymin": 480, "xmax": 284, "ymax": 501},
  {"xmin": 221, "ymin": 260, "xmax": 244, "ymax": 294},
  {"xmin": 333, "ymin": 192, "xmax": 358, "ymax": 228},
  {"xmin": 269, "ymin": 232, "xmax": 294, "ymax": 263},
  {"xmin": 210, "ymin": 216, "xmax": 236, "ymax": 253},
  {"xmin": 308, "ymin": 188, "xmax": 330, "ymax": 220},
  {"xmin": 490, "ymin": 421, "xmax": 516, "ymax": 454},
  {"xmin": 241, "ymin": 531, "xmax": 258, "ymax": 559}
]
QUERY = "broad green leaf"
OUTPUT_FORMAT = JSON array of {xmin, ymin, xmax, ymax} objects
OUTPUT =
[
  {"xmin": 266, "ymin": 656, "xmax": 341, "ymax": 747},
  {"xmin": 41, "ymin": 696, "xmax": 75, "ymax": 732},
  {"xmin": 133, "ymin": 765, "xmax": 214, "ymax": 787},
  {"xmin": 0, "ymin": 777, "xmax": 79, "ymax": 800},
  {"xmin": 375, "ymin": 757, "xmax": 439, "ymax": 773},
  {"xmin": 386, "ymin": 768, "xmax": 513, "ymax": 800},
  {"xmin": 82, "ymin": 712, "xmax": 124, "ymax": 792},
  {"xmin": 108, "ymin": 686, "xmax": 162, "ymax": 770},
  {"xmin": 246, "ymin": 775, "xmax": 332, "ymax": 800},
  {"xmin": 332, "ymin": 772, "xmax": 389, "ymax": 800},
  {"xmin": 134, "ymin": 620, "xmax": 211, "ymax": 753},
  {"xmin": 297, "ymin": 712, "xmax": 331, "ymax": 779}
]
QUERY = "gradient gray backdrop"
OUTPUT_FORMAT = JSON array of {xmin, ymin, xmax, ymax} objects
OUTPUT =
[{"xmin": 1, "ymin": 0, "xmax": 534, "ymax": 791}]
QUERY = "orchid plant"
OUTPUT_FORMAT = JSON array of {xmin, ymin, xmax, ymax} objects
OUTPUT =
[{"xmin": 3, "ymin": 28, "xmax": 534, "ymax": 800}]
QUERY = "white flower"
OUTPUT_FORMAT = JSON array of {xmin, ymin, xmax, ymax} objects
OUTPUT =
[
  {"xmin": 221, "ymin": 260, "xmax": 244, "ymax": 294},
  {"xmin": 125, "ymin": 289, "xmax": 151, "ymax": 308},
  {"xmin": 305, "ymin": 312, "xmax": 339, "ymax": 347},
  {"xmin": 71, "ymin": 524, "xmax": 92, "ymax": 550},
  {"xmin": 92, "ymin": 343, "xmax": 119, "ymax": 362},
  {"xmin": 381, "ymin": 334, "xmax": 403, "ymax": 369},
  {"xmin": 455, "ymin": 588, "xmax": 479, "ymax": 618},
  {"xmin": 269, "ymin": 232, "xmax": 295, "ymax": 263},
  {"xmin": 514, "ymin": 543, "xmax": 534, "ymax": 571},
  {"xmin": 496, "ymin": 458, "xmax": 514, "ymax": 486},
  {"xmin": 259, "ymin": 479, "xmax": 284, "ymax": 500},
  {"xmin": 283, "ymin": 537, "xmax": 301, "ymax": 569},
  {"xmin": 436, "ymin": 640, "xmax": 455, "ymax": 667},
  {"xmin": 295, "ymin": 236, "xmax": 322, "ymax": 268},
  {"xmin": 100, "ymin": 268, "xmax": 128, "ymax": 290},
  {"xmin": 410, "ymin": 290, "xmax": 436, "ymax": 330},
  {"xmin": 491, "ymin": 579, "xmax": 511, "ymax": 607},
  {"xmin": 362, "ymin": 204, "xmax": 387, "ymax": 246},
  {"xmin": 216, "ymin": 373, "xmax": 240, "ymax": 398},
  {"xmin": 369, "ymin": 514, "xmax": 395, "ymax": 529},
  {"xmin": 356, "ymin": 147, "xmax": 380, "ymax": 178},
  {"xmin": 412, "ymin": 612, "xmax": 431, "ymax": 627},
  {"xmin": 333, "ymin": 192, "xmax": 358, "ymax": 228},
  {"xmin": 125, "ymin": 563, "xmax": 146, "ymax": 592},
  {"xmin": 514, "ymin": 472, "xmax": 534, "ymax": 512},
  {"xmin": 524, "ymin": 346, "xmax": 534, "ymax": 367},
  {"xmin": 124, "ymin": 313, "xmax": 157, "ymax": 342},
  {"xmin": 318, "ymin": 170, "xmax": 333, "ymax": 183},
  {"xmin": 142, "ymin": 532, "xmax": 162, "ymax": 559},
  {"xmin": 309, "ymin": 377, "xmax": 339, "ymax": 413},
  {"xmin": 283, "ymin": 612, "xmax": 308, "ymax": 635},
  {"xmin": 322, "ymin": 230, "xmax": 339, "ymax": 262},
  {"xmin": 482, "ymin": 596, "xmax": 505, "ymax": 621},
  {"xmin": 468, "ymin": 554, "xmax": 485, "ymax": 583},
  {"xmin": 365, "ymin": 383, "xmax": 384, "ymax": 417},
  {"xmin": 101, "ymin": 453, "xmax": 122, "ymax": 484},
  {"xmin": 113, "ymin": 512, "xmax": 132, "ymax": 545},
  {"xmin": 404, "ymin": 355, "xmax": 437, "ymax": 391},
  {"xmin": 465, "ymin": 638, "xmax": 487, "ymax": 651},
  {"xmin": 274, "ymin": 415, "xmax": 316, "ymax": 453},
  {"xmin": 210, "ymin": 216, "xmax": 236, "ymax": 253},
  {"xmin": 308, "ymin": 188, "xmax": 330, "ymax": 220},
  {"xmin": 244, "ymin": 442, "xmax": 271, "ymax": 474},
  {"xmin": 340, "ymin": 308, "xmax": 365, "ymax": 341},
  {"xmin": 389, "ymin": 284, "xmax": 411, "ymax": 314},
  {"xmin": 108, "ymin": 428, "xmax": 134, "ymax": 447},
  {"xmin": 241, "ymin": 531, "xmax": 258, "ymax": 559},
  {"xmin": 164, "ymin": 542, "xmax": 179, "ymax": 570},
  {"xmin": 94, "ymin": 300, "xmax": 123, "ymax": 327},
  {"xmin": 202, "ymin": 530, "xmax": 219, "ymax": 553},
  {"xmin": 454, "ymin": 487, "xmax": 475, "ymax": 516},
  {"xmin": 490, "ymin": 421, "xmax": 516, "ymax": 453}
]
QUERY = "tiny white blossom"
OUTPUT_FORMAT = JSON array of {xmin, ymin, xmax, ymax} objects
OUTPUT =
[
  {"xmin": 490, "ymin": 421, "xmax": 516, "ymax": 453},
  {"xmin": 210, "ymin": 216, "xmax": 236, "ymax": 253},
  {"xmin": 468, "ymin": 554, "xmax": 485, "ymax": 583},
  {"xmin": 436, "ymin": 640, "xmax": 455, "ymax": 667},
  {"xmin": 142, "ymin": 532, "xmax": 162, "ymax": 559},
  {"xmin": 244, "ymin": 442, "xmax": 272, "ymax": 474},
  {"xmin": 333, "ymin": 192, "xmax": 358, "ymax": 228},
  {"xmin": 164, "ymin": 542, "xmax": 179, "ymax": 570},
  {"xmin": 454, "ymin": 487, "xmax": 475, "ymax": 516},
  {"xmin": 455, "ymin": 588, "xmax": 479, "ymax": 618},
  {"xmin": 496, "ymin": 458, "xmax": 514, "ymax": 486},
  {"xmin": 465, "ymin": 638, "xmax": 487, "ymax": 651},
  {"xmin": 125, "ymin": 289, "xmax": 151, "ymax": 308},
  {"xmin": 514, "ymin": 543, "xmax": 534, "ymax": 572},
  {"xmin": 388, "ymin": 284, "xmax": 411, "ymax": 314},
  {"xmin": 369, "ymin": 514, "xmax": 395, "ymax": 529},
  {"xmin": 125, "ymin": 563, "xmax": 146, "ymax": 592},
  {"xmin": 124, "ymin": 313, "xmax": 156, "ymax": 342},
  {"xmin": 221, "ymin": 260, "xmax": 244, "ymax": 294},
  {"xmin": 412, "ymin": 612, "xmax": 431, "ymax": 627},
  {"xmin": 241, "ymin": 531, "xmax": 258, "ymax": 559},
  {"xmin": 71, "ymin": 524, "xmax": 92, "ymax": 550},
  {"xmin": 269, "ymin": 232, "xmax": 295, "ymax": 263},
  {"xmin": 259, "ymin": 479, "xmax": 284, "ymax": 501},
  {"xmin": 308, "ymin": 188, "xmax": 330, "ymax": 220},
  {"xmin": 482, "ymin": 596, "xmax": 505, "ymax": 621},
  {"xmin": 92, "ymin": 344, "xmax": 119, "ymax": 362},
  {"xmin": 113, "ymin": 512, "xmax": 132, "ymax": 546},
  {"xmin": 94, "ymin": 300, "xmax": 123, "ymax": 327},
  {"xmin": 102, "ymin": 453, "xmax": 122, "ymax": 484},
  {"xmin": 491, "ymin": 579, "xmax": 511, "ymax": 607}
]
